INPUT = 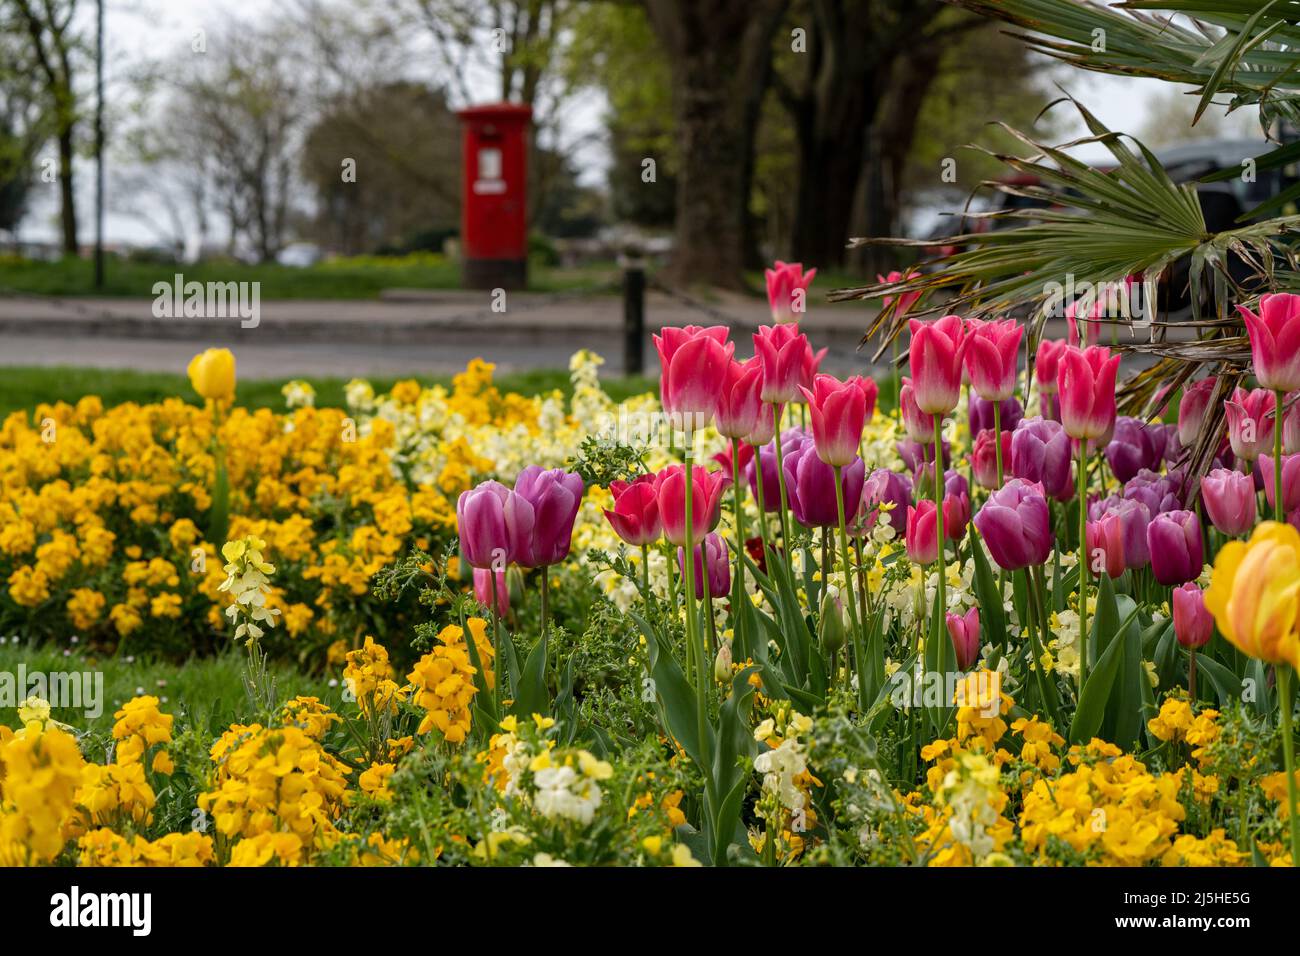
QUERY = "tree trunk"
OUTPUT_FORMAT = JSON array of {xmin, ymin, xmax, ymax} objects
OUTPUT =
[
  {"xmin": 785, "ymin": 0, "xmax": 947, "ymax": 273},
  {"xmin": 643, "ymin": 0, "xmax": 787, "ymax": 290},
  {"xmin": 57, "ymin": 125, "xmax": 77, "ymax": 256}
]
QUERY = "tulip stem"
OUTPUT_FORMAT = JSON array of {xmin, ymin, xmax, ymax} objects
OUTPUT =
[
  {"xmin": 772, "ymin": 403, "xmax": 792, "ymax": 552},
  {"xmin": 834, "ymin": 465, "xmax": 864, "ymax": 700},
  {"xmin": 490, "ymin": 570, "xmax": 504, "ymax": 711},
  {"xmin": 640, "ymin": 543, "xmax": 651, "ymax": 606},
  {"xmin": 701, "ymin": 539, "xmax": 717, "ymax": 655},
  {"xmin": 1188, "ymin": 645, "xmax": 1197, "ymax": 701},
  {"xmin": 1077, "ymin": 441, "xmax": 1089, "ymax": 687},
  {"xmin": 752, "ymin": 442, "xmax": 771, "ymax": 563},
  {"xmin": 731, "ymin": 439, "xmax": 747, "ymax": 616},
  {"xmin": 1277, "ymin": 664, "xmax": 1300, "ymax": 867},
  {"xmin": 992, "ymin": 400, "xmax": 1005, "ymax": 487},
  {"xmin": 932, "ymin": 414, "xmax": 948, "ymax": 673},
  {"xmin": 683, "ymin": 456, "xmax": 710, "ymax": 768},
  {"xmin": 1275, "ymin": 389, "xmax": 1286, "ymax": 524}
]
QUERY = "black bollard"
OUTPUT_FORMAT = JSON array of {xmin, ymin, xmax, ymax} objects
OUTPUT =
[{"xmin": 622, "ymin": 260, "xmax": 645, "ymax": 377}]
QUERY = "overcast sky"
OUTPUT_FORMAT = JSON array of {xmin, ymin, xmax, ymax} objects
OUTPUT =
[{"xmin": 12, "ymin": 0, "xmax": 1258, "ymax": 248}]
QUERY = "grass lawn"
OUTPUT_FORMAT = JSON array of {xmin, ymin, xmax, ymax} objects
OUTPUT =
[
  {"xmin": 0, "ymin": 366, "xmax": 659, "ymax": 420},
  {"xmin": 0, "ymin": 640, "xmax": 338, "ymax": 736},
  {"xmin": 0, "ymin": 254, "xmax": 623, "ymax": 299}
]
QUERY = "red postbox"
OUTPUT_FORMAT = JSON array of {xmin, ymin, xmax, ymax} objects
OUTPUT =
[{"xmin": 457, "ymin": 103, "xmax": 532, "ymax": 289}]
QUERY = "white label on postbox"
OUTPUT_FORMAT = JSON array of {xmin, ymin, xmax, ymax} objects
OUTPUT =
[{"xmin": 474, "ymin": 147, "xmax": 506, "ymax": 194}]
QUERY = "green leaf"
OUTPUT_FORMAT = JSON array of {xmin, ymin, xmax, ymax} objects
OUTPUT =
[
  {"xmin": 1196, "ymin": 653, "xmax": 1244, "ymax": 706},
  {"xmin": 1070, "ymin": 601, "xmax": 1141, "ymax": 744},
  {"xmin": 632, "ymin": 610, "xmax": 706, "ymax": 768},
  {"xmin": 510, "ymin": 628, "xmax": 550, "ymax": 721},
  {"xmin": 969, "ymin": 529, "xmax": 1006, "ymax": 648}
]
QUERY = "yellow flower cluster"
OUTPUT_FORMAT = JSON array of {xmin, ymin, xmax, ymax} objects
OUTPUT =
[
  {"xmin": 0, "ymin": 720, "xmax": 85, "ymax": 865},
  {"xmin": 406, "ymin": 620, "xmax": 494, "ymax": 742},
  {"xmin": 0, "ymin": 388, "xmax": 458, "ymax": 653},
  {"xmin": 197, "ymin": 721, "xmax": 352, "ymax": 864}
]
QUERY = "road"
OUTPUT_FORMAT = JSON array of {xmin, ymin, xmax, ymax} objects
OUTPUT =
[{"xmin": 0, "ymin": 289, "xmax": 1180, "ymax": 379}]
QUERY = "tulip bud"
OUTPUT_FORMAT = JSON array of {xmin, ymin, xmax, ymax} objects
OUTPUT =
[
  {"xmin": 714, "ymin": 641, "xmax": 733, "ymax": 683},
  {"xmin": 818, "ymin": 591, "xmax": 847, "ymax": 656},
  {"xmin": 1200, "ymin": 468, "xmax": 1256, "ymax": 537}
]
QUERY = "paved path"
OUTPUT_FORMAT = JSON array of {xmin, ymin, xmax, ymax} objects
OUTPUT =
[{"xmin": 0, "ymin": 289, "xmax": 1181, "ymax": 379}]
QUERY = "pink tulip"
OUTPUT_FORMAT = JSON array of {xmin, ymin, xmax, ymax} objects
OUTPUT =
[
  {"xmin": 603, "ymin": 474, "xmax": 662, "ymax": 546},
  {"xmin": 793, "ymin": 339, "xmax": 829, "ymax": 402},
  {"xmin": 945, "ymin": 607, "xmax": 981, "ymax": 670},
  {"xmin": 1259, "ymin": 452, "xmax": 1300, "ymax": 514},
  {"xmin": 457, "ymin": 480, "xmax": 531, "ymax": 569},
  {"xmin": 1085, "ymin": 500, "xmax": 1150, "ymax": 579},
  {"xmin": 1035, "ymin": 339, "xmax": 1067, "ymax": 393},
  {"xmin": 1035, "ymin": 338, "xmax": 1068, "ymax": 421},
  {"xmin": 853, "ymin": 376, "xmax": 879, "ymax": 421},
  {"xmin": 512, "ymin": 466, "xmax": 585, "ymax": 568},
  {"xmin": 1172, "ymin": 582, "xmax": 1213, "ymax": 650},
  {"xmin": 964, "ymin": 317, "xmax": 1022, "ymax": 402},
  {"xmin": 474, "ymin": 567, "xmax": 510, "ymax": 616},
  {"xmin": 765, "ymin": 260, "xmax": 816, "ymax": 324},
  {"xmin": 714, "ymin": 358, "xmax": 766, "ymax": 440},
  {"xmin": 1200, "ymin": 467, "xmax": 1256, "ymax": 537},
  {"xmin": 972, "ymin": 428, "xmax": 1011, "ymax": 489},
  {"xmin": 656, "ymin": 465, "xmax": 731, "ymax": 547},
  {"xmin": 1284, "ymin": 392, "xmax": 1300, "ymax": 454},
  {"xmin": 800, "ymin": 373, "xmax": 866, "ymax": 467},
  {"xmin": 908, "ymin": 314, "xmax": 968, "ymax": 415},
  {"xmin": 1177, "ymin": 377, "xmax": 1217, "ymax": 448},
  {"xmin": 1056, "ymin": 345, "xmax": 1121, "ymax": 441},
  {"xmin": 878, "ymin": 270, "xmax": 922, "ymax": 319},
  {"xmin": 1224, "ymin": 387, "xmax": 1276, "ymax": 463},
  {"xmin": 653, "ymin": 325, "xmax": 734, "ymax": 431},
  {"xmin": 753, "ymin": 324, "xmax": 807, "ymax": 404},
  {"xmin": 678, "ymin": 533, "xmax": 731, "ymax": 599},
  {"xmin": 899, "ymin": 377, "xmax": 937, "ymax": 444},
  {"xmin": 906, "ymin": 499, "xmax": 939, "ymax": 565},
  {"xmin": 1236, "ymin": 293, "xmax": 1300, "ymax": 392}
]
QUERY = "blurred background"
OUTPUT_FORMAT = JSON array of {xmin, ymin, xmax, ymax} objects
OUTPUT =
[{"xmin": 0, "ymin": 0, "xmax": 1272, "ymax": 392}]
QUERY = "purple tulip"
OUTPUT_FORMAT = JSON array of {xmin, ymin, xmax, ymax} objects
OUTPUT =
[
  {"xmin": 512, "ymin": 465, "xmax": 584, "ymax": 568},
  {"xmin": 1200, "ymin": 467, "xmax": 1256, "ymax": 537},
  {"xmin": 1260, "ymin": 452, "xmax": 1300, "ymax": 514},
  {"xmin": 782, "ymin": 435, "xmax": 865, "ymax": 528},
  {"xmin": 1145, "ymin": 422, "xmax": 1178, "ymax": 465},
  {"xmin": 1123, "ymin": 469, "xmax": 1182, "ymax": 515},
  {"xmin": 1146, "ymin": 510, "xmax": 1203, "ymax": 586},
  {"xmin": 969, "ymin": 394, "xmax": 1024, "ymax": 437},
  {"xmin": 1010, "ymin": 417, "xmax": 1073, "ymax": 500},
  {"xmin": 457, "ymin": 480, "xmax": 531, "ymax": 569},
  {"xmin": 972, "ymin": 478, "xmax": 1052, "ymax": 571},
  {"xmin": 678, "ymin": 533, "xmax": 730, "ymax": 599},
  {"xmin": 859, "ymin": 468, "xmax": 912, "ymax": 535},
  {"xmin": 1105, "ymin": 416, "xmax": 1159, "ymax": 483},
  {"xmin": 745, "ymin": 428, "xmax": 805, "ymax": 512}
]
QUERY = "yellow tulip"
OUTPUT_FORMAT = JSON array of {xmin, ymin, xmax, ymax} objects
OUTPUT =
[
  {"xmin": 187, "ymin": 348, "xmax": 236, "ymax": 403},
  {"xmin": 1203, "ymin": 521, "xmax": 1300, "ymax": 668}
]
